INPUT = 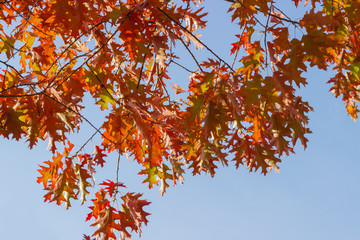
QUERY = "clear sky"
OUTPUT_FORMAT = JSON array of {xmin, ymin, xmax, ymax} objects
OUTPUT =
[{"xmin": 1, "ymin": 1, "xmax": 360, "ymax": 240}]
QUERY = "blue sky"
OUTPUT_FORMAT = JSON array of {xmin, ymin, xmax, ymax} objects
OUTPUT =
[{"xmin": 1, "ymin": 1, "xmax": 360, "ymax": 240}]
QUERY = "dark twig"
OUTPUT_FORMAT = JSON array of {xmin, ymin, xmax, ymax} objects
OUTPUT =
[
  {"xmin": 43, "ymin": 93, "xmax": 116, "ymax": 145},
  {"xmin": 157, "ymin": 7, "xmax": 235, "ymax": 72},
  {"xmin": 177, "ymin": 36, "xmax": 204, "ymax": 72},
  {"xmin": 137, "ymin": 54, "xmax": 147, "ymax": 89}
]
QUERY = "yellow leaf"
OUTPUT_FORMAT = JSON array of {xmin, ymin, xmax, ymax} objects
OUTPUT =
[{"xmin": 346, "ymin": 104, "xmax": 358, "ymax": 121}]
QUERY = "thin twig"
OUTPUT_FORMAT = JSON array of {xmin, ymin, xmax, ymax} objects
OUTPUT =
[
  {"xmin": 272, "ymin": 6, "xmax": 300, "ymax": 25},
  {"xmin": 177, "ymin": 36, "xmax": 204, "ymax": 72},
  {"xmin": 264, "ymin": 3, "xmax": 273, "ymax": 68},
  {"xmin": 43, "ymin": 93, "xmax": 116, "ymax": 145},
  {"xmin": 137, "ymin": 54, "xmax": 147, "ymax": 89},
  {"xmin": 170, "ymin": 59, "xmax": 196, "ymax": 73},
  {"xmin": 157, "ymin": 7, "xmax": 235, "ymax": 72},
  {"xmin": 86, "ymin": 62, "xmax": 117, "ymax": 103},
  {"xmin": 116, "ymin": 152, "xmax": 120, "ymax": 184},
  {"xmin": 70, "ymin": 130, "xmax": 99, "ymax": 158}
]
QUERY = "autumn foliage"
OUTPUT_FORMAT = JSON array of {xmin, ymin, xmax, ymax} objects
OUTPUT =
[{"xmin": 1, "ymin": 0, "xmax": 360, "ymax": 239}]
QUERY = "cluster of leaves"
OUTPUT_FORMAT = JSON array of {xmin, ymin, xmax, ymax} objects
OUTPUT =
[
  {"xmin": 84, "ymin": 180, "xmax": 150, "ymax": 240},
  {"xmin": 1, "ymin": 0, "xmax": 360, "ymax": 239}
]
